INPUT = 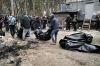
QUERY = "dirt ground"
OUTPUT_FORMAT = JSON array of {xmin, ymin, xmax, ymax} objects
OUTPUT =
[{"xmin": 0, "ymin": 30, "xmax": 100, "ymax": 66}]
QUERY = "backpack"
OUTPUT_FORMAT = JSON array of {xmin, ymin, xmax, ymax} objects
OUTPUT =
[{"xmin": 8, "ymin": 16, "xmax": 16, "ymax": 25}]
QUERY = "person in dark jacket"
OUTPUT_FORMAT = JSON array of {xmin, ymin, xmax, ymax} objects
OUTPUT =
[
  {"xmin": 49, "ymin": 14, "xmax": 59, "ymax": 45},
  {"xmin": 95, "ymin": 15, "xmax": 100, "ymax": 30},
  {"xmin": 29, "ymin": 16, "xmax": 35, "ymax": 30},
  {"xmin": 42, "ymin": 17, "xmax": 47, "ymax": 29},
  {"xmin": 65, "ymin": 15, "xmax": 72, "ymax": 30},
  {"xmin": 4, "ymin": 16, "xmax": 9, "ymax": 31},
  {"xmin": 20, "ymin": 14, "xmax": 31, "ymax": 40},
  {"xmin": 72, "ymin": 15, "xmax": 77, "ymax": 31},
  {"xmin": 0, "ymin": 15, "xmax": 3, "ymax": 31},
  {"xmin": 34, "ymin": 17, "xmax": 41, "ymax": 30}
]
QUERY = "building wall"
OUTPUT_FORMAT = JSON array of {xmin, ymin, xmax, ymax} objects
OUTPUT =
[
  {"xmin": 65, "ymin": 0, "xmax": 100, "ymax": 19},
  {"xmin": 68, "ymin": 0, "xmax": 100, "ymax": 14},
  {"xmin": 59, "ymin": 0, "xmax": 100, "ymax": 20},
  {"xmin": 60, "ymin": 4, "xmax": 67, "ymax": 12},
  {"xmin": 66, "ymin": 0, "xmax": 83, "ymax": 3},
  {"xmin": 69, "ymin": 1, "xmax": 85, "ymax": 13},
  {"xmin": 94, "ymin": 0, "xmax": 100, "ymax": 13}
]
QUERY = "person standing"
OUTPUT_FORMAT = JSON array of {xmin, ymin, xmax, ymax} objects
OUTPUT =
[
  {"xmin": 4, "ymin": 16, "xmax": 9, "ymax": 31},
  {"xmin": 42, "ymin": 17, "xmax": 47, "ymax": 29},
  {"xmin": 20, "ymin": 14, "xmax": 31, "ymax": 40},
  {"xmin": 49, "ymin": 14, "xmax": 59, "ymax": 45},
  {"xmin": 65, "ymin": 15, "xmax": 72, "ymax": 31},
  {"xmin": 34, "ymin": 17, "xmax": 41, "ymax": 30},
  {"xmin": 29, "ymin": 16, "xmax": 35, "ymax": 30},
  {"xmin": 72, "ymin": 15, "xmax": 77, "ymax": 31},
  {"xmin": 0, "ymin": 15, "xmax": 3, "ymax": 31},
  {"xmin": 8, "ymin": 15, "xmax": 16, "ymax": 38},
  {"xmin": 95, "ymin": 15, "xmax": 100, "ymax": 30}
]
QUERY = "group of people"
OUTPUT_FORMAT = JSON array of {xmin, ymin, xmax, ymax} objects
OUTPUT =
[
  {"xmin": 65, "ymin": 15, "xmax": 78, "ymax": 31},
  {"xmin": 0, "ymin": 13, "xmax": 59, "ymax": 45},
  {"xmin": 65, "ymin": 14, "xmax": 100, "ymax": 31},
  {"xmin": 0, "ymin": 13, "xmax": 100, "ymax": 45}
]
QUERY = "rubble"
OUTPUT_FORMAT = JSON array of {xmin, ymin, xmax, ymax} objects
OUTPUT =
[
  {"xmin": 0, "ymin": 37, "xmax": 39, "ymax": 66},
  {"xmin": 0, "ymin": 40, "xmax": 39, "ymax": 59}
]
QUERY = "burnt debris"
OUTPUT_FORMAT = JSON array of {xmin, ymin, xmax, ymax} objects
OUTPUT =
[{"xmin": 0, "ymin": 40, "xmax": 38, "ymax": 60}]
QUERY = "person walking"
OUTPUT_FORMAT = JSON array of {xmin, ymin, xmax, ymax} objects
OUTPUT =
[
  {"xmin": 8, "ymin": 15, "xmax": 16, "ymax": 38},
  {"xmin": 49, "ymin": 14, "xmax": 59, "ymax": 45}
]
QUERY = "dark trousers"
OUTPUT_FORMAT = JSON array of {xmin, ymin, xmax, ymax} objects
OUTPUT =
[
  {"xmin": 72, "ymin": 22, "xmax": 77, "ymax": 31},
  {"xmin": 9, "ymin": 25, "xmax": 16, "ymax": 38}
]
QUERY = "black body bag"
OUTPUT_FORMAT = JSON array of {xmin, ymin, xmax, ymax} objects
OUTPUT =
[
  {"xmin": 34, "ymin": 29, "xmax": 52, "ymax": 41},
  {"xmin": 59, "ymin": 32, "xmax": 100, "ymax": 53}
]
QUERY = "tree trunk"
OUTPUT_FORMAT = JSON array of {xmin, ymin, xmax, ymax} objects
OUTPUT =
[{"xmin": 10, "ymin": 0, "xmax": 14, "ymax": 15}]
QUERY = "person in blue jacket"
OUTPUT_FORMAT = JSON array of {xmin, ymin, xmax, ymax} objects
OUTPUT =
[{"xmin": 49, "ymin": 14, "xmax": 59, "ymax": 45}]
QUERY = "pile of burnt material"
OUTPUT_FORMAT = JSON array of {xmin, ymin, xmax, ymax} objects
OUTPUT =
[
  {"xmin": 59, "ymin": 32, "xmax": 100, "ymax": 53},
  {"xmin": 0, "ymin": 40, "xmax": 38, "ymax": 60},
  {"xmin": 0, "ymin": 40, "xmax": 38, "ymax": 66},
  {"xmin": 34, "ymin": 29, "xmax": 52, "ymax": 41}
]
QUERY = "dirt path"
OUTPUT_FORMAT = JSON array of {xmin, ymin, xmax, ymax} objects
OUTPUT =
[{"xmin": 0, "ymin": 30, "xmax": 100, "ymax": 66}]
